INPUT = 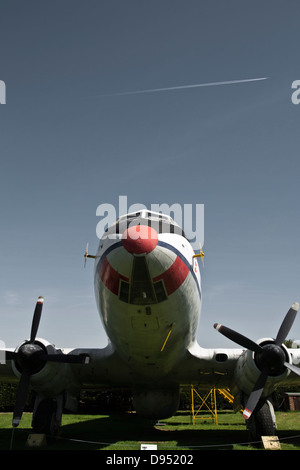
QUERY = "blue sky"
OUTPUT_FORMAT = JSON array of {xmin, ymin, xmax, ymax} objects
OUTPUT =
[{"xmin": 0, "ymin": 1, "xmax": 299, "ymax": 350}]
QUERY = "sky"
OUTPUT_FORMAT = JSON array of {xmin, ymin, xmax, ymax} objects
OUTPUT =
[{"xmin": 0, "ymin": 1, "xmax": 299, "ymax": 351}]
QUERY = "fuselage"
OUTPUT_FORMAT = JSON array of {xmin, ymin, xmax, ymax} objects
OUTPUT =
[{"xmin": 94, "ymin": 210, "xmax": 202, "ymax": 380}]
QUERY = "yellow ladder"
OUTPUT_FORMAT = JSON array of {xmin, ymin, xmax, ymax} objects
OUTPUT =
[
  {"xmin": 217, "ymin": 388, "xmax": 234, "ymax": 404},
  {"xmin": 217, "ymin": 388, "xmax": 243, "ymax": 413}
]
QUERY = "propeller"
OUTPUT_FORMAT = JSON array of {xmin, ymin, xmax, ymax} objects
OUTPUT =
[
  {"xmin": 214, "ymin": 302, "xmax": 300, "ymax": 420},
  {"xmin": 3, "ymin": 297, "xmax": 89, "ymax": 428},
  {"xmin": 84, "ymin": 243, "xmax": 89, "ymax": 267},
  {"xmin": 84, "ymin": 243, "xmax": 96, "ymax": 267},
  {"xmin": 193, "ymin": 243, "xmax": 205, "ymax": 268}
]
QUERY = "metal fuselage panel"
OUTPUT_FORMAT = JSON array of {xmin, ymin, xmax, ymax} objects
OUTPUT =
[{"xmin": 94, "ymin": 213, "xmax": 202, "ymax": 380}]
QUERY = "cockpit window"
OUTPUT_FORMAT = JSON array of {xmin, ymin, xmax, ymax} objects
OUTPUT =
[
  {"xmin": 119, "ymin": 280, "xmax": 130, "ymax": 303},
  {"xmin": 118, "ymin": 258, "xmax": 168, "ymax": 304},
  {"xmin": 129, "ymin": 257, "xmax": 156, "ymax": 304}
]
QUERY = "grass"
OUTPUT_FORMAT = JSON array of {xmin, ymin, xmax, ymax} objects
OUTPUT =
[{"xmin": 0, "ymin": 410, "xmax": 300, "ymax": 451}]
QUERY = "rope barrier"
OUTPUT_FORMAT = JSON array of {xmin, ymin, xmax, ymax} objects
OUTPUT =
[
  {"xmin": 5, "ymin": 416, "xmax": 300, "ymax": 450},
  {"xmin": 54, "ymin": 432, "xmax": 300, "ymax": 449}
]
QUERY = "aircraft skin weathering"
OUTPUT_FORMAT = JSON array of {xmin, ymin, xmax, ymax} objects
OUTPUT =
[{"xmin": 0, "ymin": 209, "xmax": 300, "ymax": 440}]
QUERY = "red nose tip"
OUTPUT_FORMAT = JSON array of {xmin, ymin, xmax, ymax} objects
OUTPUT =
[{"xmin": 122, "ymin": 225, "xmax": 158, "ymax": 254}]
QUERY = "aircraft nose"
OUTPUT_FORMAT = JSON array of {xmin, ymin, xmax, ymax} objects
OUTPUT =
[{"xmin": 122, "ymin": 225, "xmax": 158, "ymax": 254}]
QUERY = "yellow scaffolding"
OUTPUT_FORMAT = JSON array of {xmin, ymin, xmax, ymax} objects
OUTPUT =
[
  {"xmin": 190, "ymin": 386, "xmax": 239, "ymax": 425},
  {"xmin": 190, "ymin": 386, "xmax": 218, "ymax": 425}
]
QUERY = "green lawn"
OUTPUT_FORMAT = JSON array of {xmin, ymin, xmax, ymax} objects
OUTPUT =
[{"xmin": 1, "ymin": 410, "xmax": 300, "ymax": 450}]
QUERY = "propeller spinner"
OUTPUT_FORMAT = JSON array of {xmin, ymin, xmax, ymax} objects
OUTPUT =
[{"xmin": 214, "ymin": 302, "xmax": 300, "ymax": 420}]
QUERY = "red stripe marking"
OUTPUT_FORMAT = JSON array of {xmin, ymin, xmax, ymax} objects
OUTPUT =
[
  {"xmin": 153, "ymin": 256, "xmax": 189, "ymax": 295},
  {"xmin": 99, "ymin": 258, "xmax": 129, "ymax": 295}
]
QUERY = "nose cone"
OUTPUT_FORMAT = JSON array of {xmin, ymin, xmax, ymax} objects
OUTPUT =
[{"xmin": 122, "ymin": 225, "xmax": 158, "ymax": 254}]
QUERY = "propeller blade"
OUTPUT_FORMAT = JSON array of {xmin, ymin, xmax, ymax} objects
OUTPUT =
[
  {"xmin": 199, "ymin": 244, "xmax": 204, "ymax": 268},
  {"xmin": 1, "ymin": 350, "xmax": 17, "ymax": 361},
  {"xmin": 284, "ymin": 362, "xmax": 300, "ymax": 377},
  {"xmin": 84, "ymin": 243, "xmax": 96, "ymax": 267},
  {"xmin": 12, "ymin": 369, "xmax": 31, "ymax": 427},
  {"xmin": 214, "ymin": 323, "xmax": 263, "ymax": 353},
  {"xmin": 30, "ymin": 296, "xmax": 44, "ymax": 342},
  {"xmin": 45, "ymin": 353, "xmax": 90, "ymax": 364},
  {"xmin": 275, "ymin": 302, "xmax": 299, "ymax": 346},
  {"xmin": 243, "ymin": 368, "xmax": 268, "ymax": 420},
  {"xmin": 193, "ymin": 244, "xmax": 205, "ymax": 268},
  {"xmin": 84, "ymin": 243, "xmax": 89, "ymax": 268}
]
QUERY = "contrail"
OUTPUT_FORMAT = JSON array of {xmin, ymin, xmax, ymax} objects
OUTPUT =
[{"xmin": 99, "ymin": 77, "xmax": 268, "ymax": 97}]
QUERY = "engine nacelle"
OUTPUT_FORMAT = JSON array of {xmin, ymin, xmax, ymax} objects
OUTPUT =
[
  {"xmin": 232, "ymin": 337, "xmax": 291, "ymax": 402},
  {"xmin": 133, "ymin": 388, "xmax": 180, "ymax": 419},
  {"xmin": 11, "ymin": 338, "xmax": 78, "ymax": 398}
]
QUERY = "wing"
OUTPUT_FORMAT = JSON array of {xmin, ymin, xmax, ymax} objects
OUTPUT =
[
  {"xmin": 0, "ymin": 341, "xmax": 134, "ymax": 387},
  {"xmin": 170, "ymin": 342, "xmax": 243, "ymax": 390},
  {"xmin": 65, "ymin": 343, "xmax": 138, "ymax": 388}
]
